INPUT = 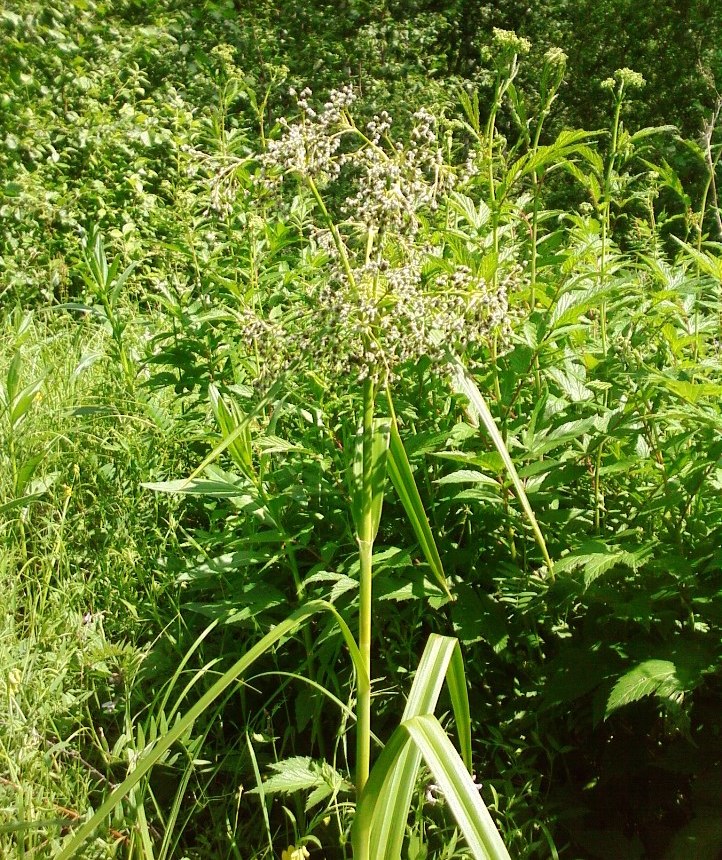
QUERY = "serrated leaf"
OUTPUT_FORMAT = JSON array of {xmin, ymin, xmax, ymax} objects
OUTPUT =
[
  {"xmin": 546, "ymin": 365, "xmax": 592, "ymax": 402},
  {"xmin": 255, "ymin": 756, "xmax": 322, "ymax": 794},
  {"xmin": 435, "ymin": 470, "xmax": 499, "ymax": 486},
  {"xmin": 555, "ymin": 540, "xmax": 652, "ymax": 588},
  {"xmin": 606, "ymin": 660, "xmax": 682, "ymax": 716}
]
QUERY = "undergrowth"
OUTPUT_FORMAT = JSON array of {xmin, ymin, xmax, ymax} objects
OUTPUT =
[{"xmin": 1, "ymin": 3, "xmax": 722, "ymax": 859}]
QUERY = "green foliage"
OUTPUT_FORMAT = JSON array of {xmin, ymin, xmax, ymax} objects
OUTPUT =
[{"xmin": 2, "ymin": 2, "xmax": 722, "ymax": 859}]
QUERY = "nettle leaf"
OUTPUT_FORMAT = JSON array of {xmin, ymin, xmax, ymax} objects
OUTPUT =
[
  {"xmin": 435, "ymin": 469, "xmax": 499, "ymax": 487},
  {"xmin": 451, "ymin": 584, "xmax": 508, "ymax": 652},
  {"xmin": 250, "ymin": 756, "xmax": 351, "ymax": 811},
  {"xmin": 546, "ymin": 364, "xmax": 592, "ymax": 402},
  {"xmin": 605, "ymin": 660, "xmax": 683, "ymax": 716},
  {"xmin": 555, "ymin": 540, "xmax": 652, "ymax": 588}
]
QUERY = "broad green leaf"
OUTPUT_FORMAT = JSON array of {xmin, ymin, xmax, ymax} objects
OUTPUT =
[
  {"xmin": 555, "ymin": 540, "xmax": 653, "ymax": 588},
  {"xmin": 606, "ymin": 660, "xmax": 682, "ymax": 716},
  {"xmin": 9, "ymin": 378, "xmax": 44, "ymax": 429},
  {"xmin": 171, "ymin": 378, "xmax": 284, "ymax": 489},
  {"xmin": 142, "ymin": 476, "xmax": 251, "ymax": 498},
  {"xmin": 248, "ymin": 756, "xmax": 351, "ymax": 803},
  {"xmin": 0, "ymin": 493, "xmax": 44, "ymax": 517},
  {"xmin": 209, "ymin": 383, "xmax": 254, "ymax": 478},
  {"xmin": 656, "ymin": 377, "xmax": 722, "ymax": 404},
  {"xmin": 630, "ymin": 124, "xmax": 676, "ymax": 143},
  {"xmin": 672, "ymin": 237, "xmax": 722, "ymax": 281},
  {"xmin": 4, "ymin": 352, "xmax": 22, "ymax": 405},
  {"xmin": 355, "ymin": 714, "xmax": 510, "ymax": 860},
  {"xmin": 447, "ymin": 354, "xmax": 553, "ymax": 577},
  {"xmin": 549, "ymin": 282, "xmax": 611, "ymax": 329},
  {"xmin": 449, "ymin": 192, "xmax": 492, "ymax": 231},
  {"xmin": 436, "ymin": 469, "xmax": 499, "ymax": 486},
  {"xmin": 385, "ymin": 389, "xmax": 452, "ymax": 600}
]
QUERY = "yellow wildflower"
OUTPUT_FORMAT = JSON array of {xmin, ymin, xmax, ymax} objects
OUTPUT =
[{"xmin": 281, "ymin": 846, "xmax": 310, "ymax": 860}]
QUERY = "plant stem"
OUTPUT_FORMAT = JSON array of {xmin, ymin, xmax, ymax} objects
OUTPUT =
[
  {"xmin": 356, "ymin": 375, "xmax": 375, "ymax": 798},
  {"xmin": 354, "ymin": 375, "xmax": 375, "ymax": 860}
]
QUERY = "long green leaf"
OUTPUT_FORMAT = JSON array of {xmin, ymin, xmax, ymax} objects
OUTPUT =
[
  {"xmin": 147, "ymin": 379, "xmax": 283, "ymax": 496},
  {"xmin": 351, "ymin": 417, "xmax": 390, "ymax": 543},
  {"xmin": 355, "ymin": 715, "xmax": 510, "ymax": 860},
  {"xmin": 448, "ymin": 354, "xmax": 553, "ymax": 578},
  {"xmin": 385, "ymin": 389, "xmax": 452, "ymax": 599},
  {"xmin": 369, "ymin": 635, "xmax": 473, "ymax": 859},
  {"xmin": 56, "ymin": 600, "xmax": 360, "ymax": 860},
  {"xmin": 209, "ymin": 383, "xmax": 254, "ymax": 478},
  {"xmin": 405, "ymin": 715, "xmax": 511, "ymax": 860}
]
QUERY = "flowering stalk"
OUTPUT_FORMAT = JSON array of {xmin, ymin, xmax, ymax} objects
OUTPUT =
[
  {"xmin": 529, "ymin": 48, "xmax": 567, "ymax": 308},
  {"xmin": 487, "ymin": 30, "xmax": 531, "ymax": 286},
  {"xmin": 355, "ymin": 375, "xmax": 376, "ymax": 860},
  {"xmin": 599, "ymin": 68, "xmax": 646, "ymax": 355},
  {"xmin": 253, "ymin": 87, "xmax": 512, "ymax": 853}
]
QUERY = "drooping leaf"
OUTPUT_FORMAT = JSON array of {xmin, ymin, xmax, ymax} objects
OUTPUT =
[
  {"xmin": 355, "ymin": 713, "xmax": 511, "ymax": 860},
  {"xmin": 385, "ymin": 389, "xmax": 452, "ymax": 599},
  {"xmin": 606, "ymin": 660, "xmax": 683, "ymax": 716},
  {"xmin": 447, "ymin": 354, "xmax": 553, "ymax": 577}
]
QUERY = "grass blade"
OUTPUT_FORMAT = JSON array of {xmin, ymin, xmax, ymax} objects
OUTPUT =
[
  {"xmin": 385, "ymin": 388, "xmax": 452, "ymax": 599},
  {"xmin": 405, "ymin": 714, "xmax": 511, "ymax": 860},
  {"xmin": 448, "ymin": 354, "xmax": 554, "ymax": 578},
  {"xmin": 55, "ymin": 600, "xmax": 356, "ymax": 859},
  {"xmin": 370, "ymin": 635, "xmax": 457, "ymax": 858},
  {"xmin": 356, "ymin": 714, "xmax": 510, "ymax": 860}
]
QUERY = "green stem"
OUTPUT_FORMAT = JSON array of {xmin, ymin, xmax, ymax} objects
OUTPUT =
[
  {"xmin": 306, "ymin": 175, "xmax": 357, "ymax": 294},
  {"xmin": 600, "ymin": 89, "xmax": 624, "ymax": 359},
  {"xmin": 354, "ymin": 376, "xmax": 376, "ymax": 860}
]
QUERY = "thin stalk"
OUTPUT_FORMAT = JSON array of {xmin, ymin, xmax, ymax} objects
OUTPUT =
[
  {"xmin": 485, "ymin": 60, "xmax": 517, "ymax": 291},
  {"xmin": 354, "ymin": 375, "xmax": 376, "ymax": 860},
  {"xmin": 600, "ymin": 88, "xmax": 624, "ymax": 359},
  {"xmin": 306, "ymin": 175, "xmax": 357, "ymax": 294},
  {"xmin": 356, "ymin": 376, "xmax": 375, "ymax": 796}
]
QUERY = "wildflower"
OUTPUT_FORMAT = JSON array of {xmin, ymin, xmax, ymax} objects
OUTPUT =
[
  {"xmin": 543, "ymin": 47, "xmax": 567, "ymax": 69},
  {"xmin": 263, "ymin": 86, "xmax": 355, "ymax": 185},
  {"xmin": 492, "ymin": 28, "xmax": 531, "ymax": 55},
  {"xmin": 282, "ymin": 846, "xmax": 310, "ymax": 860},
  {"xmin": 602, "ymin": 68, "xmax": 646, "ymax": 92},
  {"xmin": 245, "ymin": 90, "xmax": 511, "ymax": 389}
]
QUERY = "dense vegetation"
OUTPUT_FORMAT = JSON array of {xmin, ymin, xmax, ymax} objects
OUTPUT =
[{"xmin": 2, "ymin": 1, "xmax": 722, "ymax": 858}]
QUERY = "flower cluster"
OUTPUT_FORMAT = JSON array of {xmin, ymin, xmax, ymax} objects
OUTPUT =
[
  {"xmin": 492, "ymin": 28, "xmax": 531, "ymax": 56},
  {"xmin": 243, "ymin": 89, "xmax": 512, "ymax": 389},
  {"xmin": 344, "ymin": 108, "xmax": 449, "ymax": 237},
  {"xmin": 236, "ymin": 248, "xmax": 512, "ymax": 387},
  {"xmin": 601, "ymin": 67, "xmax": 646, "ymax": 92},
  {"xmin": 543, "ymin": 47, "xmax": 568, "ymax": 69},
  {"xmin": 263, "ymin": 86, "xmax": 355, "ymax": 185}
]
